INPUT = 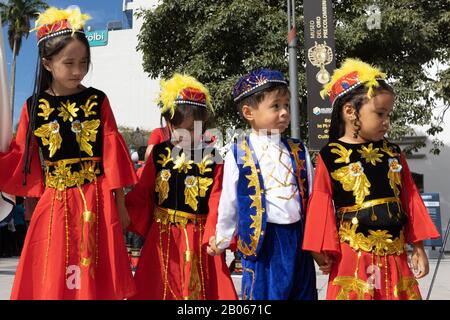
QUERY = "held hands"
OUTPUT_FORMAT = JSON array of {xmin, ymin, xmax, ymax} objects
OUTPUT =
[
  {"xmin": 312, "ymin": 251, "xmax": 334, "ymax": 275},
  {"xmin": 410, "ymin": 242, "xmax": 429, "ymax": 279},
  {"xmin": 207, "ymin": 236, "xmax": 225, "ymax": 256}
]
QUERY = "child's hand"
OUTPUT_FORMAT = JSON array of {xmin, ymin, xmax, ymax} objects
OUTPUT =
[
  {"xmin": 410, "ymin": 242, "xmax": 429, "ymax": 279},
  {"xmin": 117, "ymin": 202, "xmax": 131, "ymax": 231},
  {"xmin": 312, "ymin": 251, "xmax": 333, "ymax": 275},
  {"xmin": 207, "ymin": 236, "xmax": 224, "ymax": 256}
]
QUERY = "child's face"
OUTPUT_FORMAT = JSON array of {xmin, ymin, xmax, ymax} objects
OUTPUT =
[
  {"xmin": 43, "ymin": 39, "xmax": 89, "ymax": 93},
  {"xmin": 169, "ymin": 115, "xmax": 203, "ymax": 148},
  {"xmin": 243, "ymin": 90, "xmax": 291, "ymax": 134},
  {"xmin": 356, "ymin": 91, "xmax": 394, "ymax": 141}
]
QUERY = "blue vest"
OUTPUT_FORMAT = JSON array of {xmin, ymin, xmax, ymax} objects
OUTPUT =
[{"xmin": 232, "ymin": 136, "xmax": 310, "ymax": 261}]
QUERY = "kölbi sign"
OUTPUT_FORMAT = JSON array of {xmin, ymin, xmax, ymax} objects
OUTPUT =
[{"xmin": 86, "ymin": 30, "xmax": 108, "ymax": 47}]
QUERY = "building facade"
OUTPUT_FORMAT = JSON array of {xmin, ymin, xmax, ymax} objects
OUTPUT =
[{"xmin": 83, "ymin": 0, "xmax": 161, "ymax": 131}]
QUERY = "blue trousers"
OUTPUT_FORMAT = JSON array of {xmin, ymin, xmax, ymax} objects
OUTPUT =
[{"xmin": 241, "ymin": 221, "xmax": 317, "ymax": 300}]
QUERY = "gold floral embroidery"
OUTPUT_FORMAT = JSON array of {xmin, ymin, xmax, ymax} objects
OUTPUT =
[
  {"xmin": 155, "ymin": 169, "xmax": 171, "ymax": 204},
  {"xmin": 198, "ymin": 177, "xmax": 213, "ymax": 197},
  {"xmin": 58, "ymin": 100, "xmax": 79, "ymax": 122},
  {"xmin": 388, "ymin": 158, "xmax": 402, "ymax": 198},
  {"xmin": 381, "ymin": 140, "xmax": 399, "ymax": 157},
  {"xmin": 34, "ymin": 120, "xmax": 62, "ymax": 157},
  {"xmin": 237, "ymin": 140, "xmax": 264, "ymax": 258},
  {"xmin": 333, "ymin": 276, "xmax": 374, "ymax": 300},
  {"xmin": 157, "ymin": 147, "xmax": 173, "ymax": 167},
  {"xmin": 80, "ymin": 95, "xmax": 98, "ymax": 117},
  {"xmin": 394, "ymin": 277, "xmax": 420, "ymax": 300},
  {"xmin": 174, "ymin": 153, "xmax": 194, "ymax": 174},
  {"xmin": 357, "ymin": 143, "xmax": 383, "ymax": 165},
  {"xmin": 197, "ymin": 154, "xmax": 214, "ymax": 175},
  {"xmin": 393, "ymin": 258, "xmax": 420, "ymax": 300},
  {"xmin": 37, "ymin": 98, "xmax": 54, "ymax": 120},
  {"xmin": 184, "ymin": 175, "xmax": 199, "ymax": 211},
  {"xmin": 331, "ymin": 161, "xmax": 371, "ymax": 205},
  {"xmin": 338, "ymin": 221, "xmax": 405, "ymax": 256},
  {"xmin": 154, "ymin": 206, "xmax": 207, "ymax": 228},
  {"xmin": 330, "ymin": 143, "xmax": 352, "ymax": 164},
  {"xmin": 287, "ymin": 139, "xmax": 308, "ymax": 209},
  {"xmin": 45, "ymin": 159, "xmax": 100, "ymax": 190},
  {"xmin": 73, "ymin": 119, "xmax": 101, "ymax": 156},
  {"xmin": 183, "ymin": 175, "xmax": 213, "ymax": 211}
]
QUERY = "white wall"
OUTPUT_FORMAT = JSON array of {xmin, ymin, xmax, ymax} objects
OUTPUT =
[{"xmin": 83, "ymin": 0, "xmax": 161, "ymax": 130}]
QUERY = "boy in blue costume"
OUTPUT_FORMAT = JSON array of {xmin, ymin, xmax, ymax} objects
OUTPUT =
[{"xmin": 208, "ymin": 69, "xmax": 318, "ymax": 300}]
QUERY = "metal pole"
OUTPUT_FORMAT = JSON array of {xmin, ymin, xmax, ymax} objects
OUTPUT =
[
  {"xmin": 426, "ymin": 217, "xmax": 450, "ymax": 300},
  {"xmin": 288, "ymin": 0, "xmax": 300, "ymax": 139}
]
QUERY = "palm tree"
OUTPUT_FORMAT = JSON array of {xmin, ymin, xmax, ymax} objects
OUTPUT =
[{"xmin": 0, "ymin": 0, "xmax": 48, "ymax": 119}]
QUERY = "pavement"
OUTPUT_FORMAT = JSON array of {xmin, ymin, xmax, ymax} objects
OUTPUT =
[{"xmin": 1, "ymin": 250, "xmax": 449, "ymax": 300}]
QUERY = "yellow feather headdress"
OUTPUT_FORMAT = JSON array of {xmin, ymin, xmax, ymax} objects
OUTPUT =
[
  {"xmin": 33, "ymin": 6, "xmax": 91, "ymax": 44},
  {"xmin": 320, "ymin": 58, "xmax": 387, "ymax": 106},
  {"xmin": 158, "ymin": 73, "xmax": 213, "ymax": 119}
]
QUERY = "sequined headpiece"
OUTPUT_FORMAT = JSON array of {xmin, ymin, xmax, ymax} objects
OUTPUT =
[
  {"xmin": 320, "ymin": 58, "xmax": 387, "ymax": 107},
  {"xmin": 158, "ymin": 73, "xmax": 213, "ymax": 119},
  {"xmin": 33, "ymin": 6, "xmax": 91, "ymax": 45},
  {"xmin": 232, "ymin": 68, "xmax": 288, "ymax": 103}
]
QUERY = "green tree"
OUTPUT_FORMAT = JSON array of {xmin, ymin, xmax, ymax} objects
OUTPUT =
[
  {"xmin": 0, "ymin": 0, "xmax": 48, "ymax": 118},
  {"xmin": 136, "ymin": 0, "xmax": 449, "ymax": 153}
]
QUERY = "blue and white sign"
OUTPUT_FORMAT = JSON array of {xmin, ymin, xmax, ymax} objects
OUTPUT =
[
  {"xmin": 421, "ymin": 193, "xmax": 443, "ymax": 247},
  {"xmin": 86, "ymin": 30, "xmax": 108, "ymax": 47}
]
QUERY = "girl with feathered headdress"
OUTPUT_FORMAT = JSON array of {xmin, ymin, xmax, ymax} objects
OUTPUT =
[
  {"xmin": 125, "ymin": 74, "xmax": 238, "ymax": 300},
  {"xmin": 0, "ymin": 6, "xmax": 138, "ymax": 299},
  {"xmin": 303, "ymin": 58, "xmax": 440, "ymax": 300}
]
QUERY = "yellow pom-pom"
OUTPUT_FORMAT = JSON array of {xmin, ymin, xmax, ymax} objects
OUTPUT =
[{"xmin": 158, "ymin": 73, "xmax": 212, "ymax": 118}]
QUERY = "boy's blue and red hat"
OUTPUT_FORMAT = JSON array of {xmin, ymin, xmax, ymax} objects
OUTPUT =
[{"xmin": 232, "ymin": 68, "xmax": 288, "ymax": 103}]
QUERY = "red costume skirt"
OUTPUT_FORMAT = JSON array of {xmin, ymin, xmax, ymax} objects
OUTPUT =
[
  {"xmin": 130, "ymin": 207, "xmax": 237, "ymax": 300},
  {"xmin": 10, "ymin": 176, "xmax": 136, "ymax": 300},
  {"xmin": 326, "ymin": 242, "xmax": 421, "ymax": 300}
]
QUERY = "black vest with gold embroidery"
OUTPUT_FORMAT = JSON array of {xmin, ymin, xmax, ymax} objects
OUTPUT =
[
  {"xmin": 152, "ymin": 141, "xmax": 219, "ymax": 215},
  {"xmin": 28, "ymin": 87, "xmax": 105, "ymax": 189},
  {"xmin": 320, "ymin": 139, "xmax": 408, "ymax": 238}
]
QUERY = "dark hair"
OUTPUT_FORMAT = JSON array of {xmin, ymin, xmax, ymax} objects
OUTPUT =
[
  {"xmin": 329, "ymin": 80, "xmax": 394, "ymax": 140},
  {"xmin": 236, "ymin": 84, "xmax": 290, "ymax": 120},
  {"xmin": 22, "ymin": 32, "xmax": 91, "ymax": 185},
  {"xmin": 161, "ymin": 103, "xmax": 213, "ymax": 130}
]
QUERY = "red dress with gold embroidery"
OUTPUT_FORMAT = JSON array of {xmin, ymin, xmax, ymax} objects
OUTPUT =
[
  {"xmin": 126, "ymin": 141, "xmax": 238, "ymax": 300},
  {"xmin": 303, "ymin": 139, "xmax": 440, "ymax": 300},
  {"xmin": 0, "ymin": 87, "xmax": 137, "ymax": 299}
]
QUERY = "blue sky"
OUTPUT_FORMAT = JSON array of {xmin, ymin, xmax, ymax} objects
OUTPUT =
[{"xmin": 1, "ymin": 0, "xmax": 126, "ymax": 126}]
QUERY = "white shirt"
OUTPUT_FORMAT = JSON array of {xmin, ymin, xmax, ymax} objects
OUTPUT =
[{"xmin": 215, "ymin": 133, "xmax": 313, "ymax": 250}]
